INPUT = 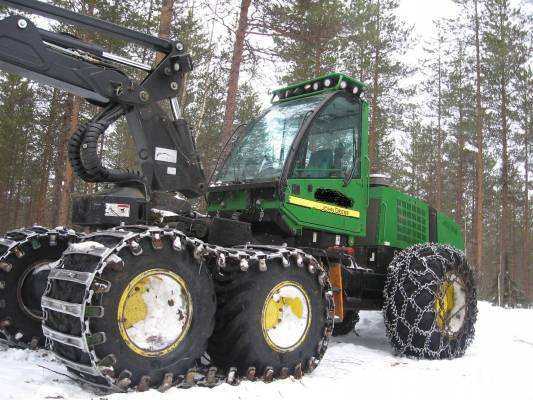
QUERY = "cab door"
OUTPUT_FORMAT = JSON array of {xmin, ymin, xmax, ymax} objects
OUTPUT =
[{"xmin": 282, "ymin": 94, "xmax": 368, "ymax": 237}]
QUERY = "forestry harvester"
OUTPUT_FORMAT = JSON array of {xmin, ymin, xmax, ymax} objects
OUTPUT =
[{"xmin": 0, "ymin": 0, "xmax": 477, "ymax": 392}]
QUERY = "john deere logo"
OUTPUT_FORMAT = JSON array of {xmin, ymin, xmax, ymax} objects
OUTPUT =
[{"xmin": 288, "ymin": 196, "xmax": 360, "ymax": 219}]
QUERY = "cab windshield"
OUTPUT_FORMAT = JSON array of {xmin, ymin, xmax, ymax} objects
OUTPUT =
[{"xmin": 216, "ymin": 95, "xmax": 324, "ymax": 183}]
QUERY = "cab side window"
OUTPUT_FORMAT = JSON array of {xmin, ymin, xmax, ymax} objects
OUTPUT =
[{"xmin": 291, "ymin": 96, "xmax": 360, "ymax": 179}]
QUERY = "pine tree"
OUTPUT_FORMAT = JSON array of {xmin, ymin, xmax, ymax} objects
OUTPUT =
[
  {"xmin": 342, "ymin": 0, "xmax": 412, "ymax": 176},
  {"xmin": 453, "ymin": 0, "xmax": 486, "ymax": 276},
  {"xmin": 421, "ymin": 22, "xmax": 447, "ymax": 209},
  {"xmin": 441, "ymin": 20, "xmax": 476, "ymax": 229},
  {"xmin": 258, "ymin": 0, "xmax": 345, "ymax": 83},
  {"xmin": 399, "ymin": 104, "xmax": 437, "ymax": 202},
  {"xmin": 482, "ymin": 0, "xmax": 528, "ymax": 305},
  {"xmin": 0, "ymin": 75, "xmax": 38, "ymax": 231},
  {"xmin": 220, "ymin": 0, "xmax": 251, "ymax": 146},
  {"xmin": 515, "ymin": 65, "xmax": 532, "ymax": 303}
]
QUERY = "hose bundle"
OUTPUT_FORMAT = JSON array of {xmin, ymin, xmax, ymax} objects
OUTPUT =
[{"xmin": 68, "ymin": 104, "xmax": 144, "ymax": 184}]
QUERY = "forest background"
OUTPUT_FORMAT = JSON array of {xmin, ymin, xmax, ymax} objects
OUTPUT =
[{"xmin": 0, "ymin": 0, "xmax": 530, "ymax": 306}]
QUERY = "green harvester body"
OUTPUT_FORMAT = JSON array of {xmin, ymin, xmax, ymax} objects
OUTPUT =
[{"xmin": 207, "ymin": 72, "xmax": 463, "ymax": 314}]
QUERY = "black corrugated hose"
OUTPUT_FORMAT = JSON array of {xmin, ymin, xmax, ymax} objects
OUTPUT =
[{"xmin": 68, "ymin": 104, "xmax": 143, "ymax": 184}]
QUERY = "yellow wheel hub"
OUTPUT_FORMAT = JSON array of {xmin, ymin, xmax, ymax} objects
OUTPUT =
[
  {"xmin": 264, "ymin": 295, "xmax": 304, "ymax": 330},
  {"xmin": 261, "ymin": 281, "xmax": 311, "ymax": 353},
  {"xmin": 436, "ymin": 280, "xmax": 455, "ymax": 330},
  {"xmin": 117, "ymin": 268, "xmax": 192, "ymax": 357},
  {"xmin": 121, "ymin": 279, "xmax": 148, "ymax": 329},
  {"xmin": 435, "ymin": 272, "xmax": 467, "ymax": 335}
]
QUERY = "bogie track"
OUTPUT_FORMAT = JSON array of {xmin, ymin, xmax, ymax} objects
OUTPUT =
[
  {"xmin": 209, "ymin": 248, "xmax": 333, "ymax": 378},
  {"xmin": 41, "ymin": 225, "xmax": 334, "ymax": 392},
  {"xmin": 0, "ymin": 226, "xmax": 77, "ymax": 349}
]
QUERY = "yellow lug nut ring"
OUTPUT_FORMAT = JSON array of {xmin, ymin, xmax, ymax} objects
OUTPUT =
[
  {"xmin": 261, "ymin": 281, "xmax": 311, "ymax": 353},
  {"xmin": 117, "ymin": 268, "xmax": 193, "ymax": 357}
]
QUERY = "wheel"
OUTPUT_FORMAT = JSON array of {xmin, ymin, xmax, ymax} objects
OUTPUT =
[
  {"xmin": 383, "ymin": 243, "xmax": 477, "ymax": 359},
  {"xmin": 208, "ymin": 253, "xmax": 332, "ymax": 378},
  {"xmin": 332, "ymin": 311, "xmax": 359, "ymax": 336},
  {"xmin": 92, "ymin": 243, "xmax": 216, "ymax": 387},
  {"xmin": 43, "ymin": 228, "xmax": 216, "ymax": 389},
  {"xmin": 0, "ymin": 227, "xmax": 74, "ymax": 347}
]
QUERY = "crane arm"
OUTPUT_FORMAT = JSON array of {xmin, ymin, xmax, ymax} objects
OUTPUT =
[{"xmin": 0, "ymin": 0, "xmax": 206, "ymax": 203}]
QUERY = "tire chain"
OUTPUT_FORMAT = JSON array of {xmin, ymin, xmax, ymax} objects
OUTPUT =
[
  {"xmin": 382, "ymin": 243, "xmax": 477, "ymax": 359},
  {"xmin": 41, "ymin": 225, "xmax": 335, "ymax": 393},
  {"xmin": 0, "ymin": 226, "xmax": 79, "ymax": 349}
]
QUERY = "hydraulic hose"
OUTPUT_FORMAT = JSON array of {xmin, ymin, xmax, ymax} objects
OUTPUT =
[{"xmin": 68, "ymin": 104, "xmax": 144, "ymax": 184}]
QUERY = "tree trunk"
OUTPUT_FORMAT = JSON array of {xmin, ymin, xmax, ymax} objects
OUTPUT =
[
  {"xmin": 455, "ymin": 101, "xmax": 465, "ymax": 225},
  {"xmin": 51, "ymin": 97, "xmax": 71, "ymax": 224},
  {"xmin": 435, "ymin": 49, "xmax": 443, "ymax": 210},
  {"xmin": 472, "ymin": 0, "xmax": 484, "ymax": 275},
  {"xmin": 369, "ymin": 1, "xmax": 381, "ymax": 173},
  {"xmin": 35, "ymin": 89, "xmax": 60, "ymax": 225},
  {"xmin": 11, "ymin": 181, "xmax": 22, "ymax": 229},
  {"xmin": 196, "ymin": 0, "xmax": 219, "ymax": 122},
  {"xmin": 498, "ymin": 74, "xmax": 510, "ymax": 307},
  {"xmin": 142, "ymin": 0, "xmax": 156, "ymax": 63},
  {"xmin": 314, "ymin": 47, "xmax": 321, "ymax": 76},
  {"xmin": 156, "ymin": 0, "xmax": 174, "ymax": 64},
  {"xmin": 57, "ymin": 95, "xmax": 81, "ymax": 226},
  {"xmin": 220, "ymin": 0, "xmax": 252, "ymax": 147},
  {"xmin": 522, "ymin": 95, "xmax": 531, "ymax": 301},
  {"xmin": 369, "ymin": 47, "xmax": 380, "ymax": 173}
]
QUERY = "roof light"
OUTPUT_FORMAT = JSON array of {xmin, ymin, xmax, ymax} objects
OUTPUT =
[{"xmin": 270, "ymin": 74, "xmax": 368, "ymax": 104}]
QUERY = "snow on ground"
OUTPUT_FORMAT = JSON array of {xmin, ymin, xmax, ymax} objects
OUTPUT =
[{"xmin": 1, "ymin": 301, "xmax": 532, "ymax": 400}]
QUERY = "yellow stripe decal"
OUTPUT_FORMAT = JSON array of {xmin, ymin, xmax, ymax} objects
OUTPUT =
[{"xmin": 288, "ymin": 196, "xmax": 360, "ymax": 218}]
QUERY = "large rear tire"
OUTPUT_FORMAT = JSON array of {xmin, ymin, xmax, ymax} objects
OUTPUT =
[
  {"xmin": 208, "ymin": 252, "xmax": 333, "ymax": 378},
  {"xmin": 383, "ymin": 243, "xmax": 477, "ymax": 359},
  {"xmin": 0, "ymin": 227, "xmax": 75, "ymax": 347}
]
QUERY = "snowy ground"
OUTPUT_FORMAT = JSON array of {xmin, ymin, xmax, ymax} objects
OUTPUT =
[{"xmin": 1, "ymin": 301, "xmax": 532, "ymax": 400}]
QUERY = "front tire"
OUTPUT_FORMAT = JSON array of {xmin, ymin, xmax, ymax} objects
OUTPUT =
[{"xmin": 383, "ymin": 243, "xmax": 477, "ymax": 359}]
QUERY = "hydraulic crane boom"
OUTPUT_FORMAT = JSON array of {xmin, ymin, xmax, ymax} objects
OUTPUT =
[{"xmin": 0, "ymin": 0, "xmax": 206, "ymax": 226}]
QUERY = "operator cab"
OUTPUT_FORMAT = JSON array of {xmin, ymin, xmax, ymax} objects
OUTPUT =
[
  {"xmin": 214, "ymin": 74, "xmax": 366, "ymax": 187},
  {"xmin": 208, "ymin": 73, "xmax": 369, "ymax": 248}
]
